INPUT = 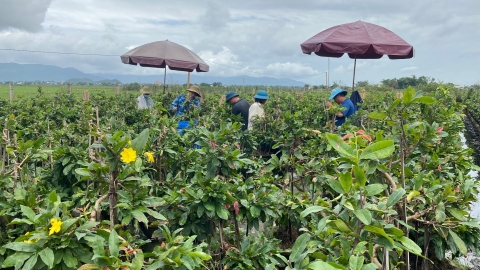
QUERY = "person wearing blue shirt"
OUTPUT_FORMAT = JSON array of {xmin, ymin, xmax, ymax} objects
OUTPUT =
[
  {"xmin": 326, "ymin": 88, "xmax": 356, "ymax": 127},
  {"xmin": 170, "ymin": 85, "xmax": 202, "ymax": 117}
]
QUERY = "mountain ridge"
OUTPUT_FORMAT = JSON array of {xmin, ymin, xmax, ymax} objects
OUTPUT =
[{"xmin": 0, "ymin": 62, "xmax": 306, "ymax": 86}]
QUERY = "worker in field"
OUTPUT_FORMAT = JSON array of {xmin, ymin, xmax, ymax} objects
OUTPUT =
[
  {"xmin": 137, "ymin": 86, "xmax": 154, "ymax": 109},
  {"xmin": 226, "ymin": 91, "xmax": 250, "ymax": 131},
  {"xmin": 171, "ymin": 85, "xmax": 203, "ymax": 116},
  {"xmin": 170, "ymin": 85, "xmax": 203, "ymax": 134},
  {"xmin": 248, "ymin": 90, "xmax": 269, "ymax": 130},
  {"xmin": 326, "ymin": 88, "xmax": 357, "ymax": 127}
]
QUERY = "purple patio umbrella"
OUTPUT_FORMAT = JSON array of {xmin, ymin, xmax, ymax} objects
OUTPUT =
[
  {"xmin": 301, "ymin": 21, "xmax": 414, "ymax": 92},
  {"xmin": 121, "ymin": 40, "xmax": 209, "ymax": 93}
]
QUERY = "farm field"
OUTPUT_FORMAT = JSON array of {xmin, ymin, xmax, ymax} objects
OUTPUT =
[
  {"xmin": 0, "ymin": 84, "xmax": 479, "ymax": 270},
  {"xmin": 0, "ymin": 84, "xmax": 120, "ymax": 99}
]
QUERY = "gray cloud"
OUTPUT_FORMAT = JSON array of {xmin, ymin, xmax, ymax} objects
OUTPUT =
[
  {"xmin": 0, "ymin": 0, "xmax": 53, "ymax": 32},
  {"xmin": 0, "ymin": 0, "xmax": 478, "ymax": 85},
  {"xmin": 200, "ymin": 2, "xmax": 231, "ymax": 33}
]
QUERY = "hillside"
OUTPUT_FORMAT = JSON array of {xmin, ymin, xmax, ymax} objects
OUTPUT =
[{"xmin": 0, "ymin": 62, "xmax": 306, "ymax": 86}]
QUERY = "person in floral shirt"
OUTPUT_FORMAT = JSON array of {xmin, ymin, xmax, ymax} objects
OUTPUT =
[{"xmin": 170, "ymin": 85, "xmax": 202, "ymax": 116}]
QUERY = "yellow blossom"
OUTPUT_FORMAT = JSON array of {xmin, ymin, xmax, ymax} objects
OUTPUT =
[
  {"xmin": 144, "ymin": 152, "xmax": 155, "ymax": 163},
  {"xmin": 23, "ymin": 232, "xmax": 36, "ymax": 244},
  {"xmin": 49, "ymin": 218, "xmax": 63, "ymax": 236},
  {"xmin": 120, "ymin": 147, "xmax": 137, "ymax": 163}
]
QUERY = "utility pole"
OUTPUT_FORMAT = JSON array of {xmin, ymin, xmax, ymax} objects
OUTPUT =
[
  {"xmin": 328, "ymin": 58, "xmax": 330, "ymax": 90},
  {"xmin": 9, "ymin": 83, "xmax": 13, "ymax": 103},
  {"xmin": 243, "ymin": 78, "xmax": 245, "ymax": 92},
  {"xmin": 326, "ymin": 72, "xmax": 329, "ymax": 91}
]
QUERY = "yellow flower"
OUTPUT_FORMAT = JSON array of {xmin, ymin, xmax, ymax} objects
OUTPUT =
[
  {"xmin": 144, "ymin": 152, "xmax": 154, "ymax": 163},
  {"xmin": 23, "ymin": 232, "xmax": 34, "ymax": 244},
  {"xmin": 120, "ymin": 148, "xmax": 137, "ymax": 163},
  {"xmin": 49, "ymin": 218, "xmax": 63, "ymax": 236},
  {"xmin": 23, "ymin": 231, "xmax": 40, "ymax": 244}
]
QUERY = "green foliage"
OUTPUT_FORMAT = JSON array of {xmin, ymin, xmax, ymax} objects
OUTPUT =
[{"xmin": 0, "ymin": 85, "xmax": 479, "ymax": 269}]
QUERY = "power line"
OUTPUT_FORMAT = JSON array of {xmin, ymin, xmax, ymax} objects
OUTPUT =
[
  {"xmin": 0, "ymin": 47, "xmax": 325, "ymax": 80},
  {"xmin": 0, "ymin": 48, "xmax": 118, "ymax": 56}
]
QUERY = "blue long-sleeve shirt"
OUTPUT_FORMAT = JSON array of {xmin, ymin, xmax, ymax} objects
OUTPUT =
[
  {"xmin": 335, "ymin": 98, "xmax": 356, "ymax": 126},
  {"xmin": 170, "ymin": 94, "xmax": 201, "ymax": 116}
]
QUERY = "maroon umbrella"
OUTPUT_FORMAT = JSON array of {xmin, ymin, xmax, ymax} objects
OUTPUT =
[
  {"xmin": 301, "ymin": 21, "xmax": 413, "ymax": 91},
  {"xmin": 121, "ymin": 40, "xmax": 209, "ymax": 92}
]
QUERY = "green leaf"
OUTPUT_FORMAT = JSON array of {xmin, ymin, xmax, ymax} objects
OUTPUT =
[
  {"xmin": 349, "ymin": 255, "xmax": 364, "ymax": 270},
  {"xmin": 109, "ymin": 229, "xmax": 120, "ymax": 258},
  {"xmin": 353, "ymin": 241, "xmax": 368, "ymax": 255},
  {"xmin": 300, "ymin": 206, "xmax": 326, "ymax": 219},
  {"xmin": 368, "ymin": 111, "xmax": 387, "ymax": 120},
  {"xmin": 387, "ymin": 98, "xmax": 402, "ymax": 112},
  {"xmin": 407, "ymin": 190, "xmax": 421, "ymax": 203},
  {"xmin": 360, "ymin": 140, "xmax": 395, "ymax": 160},
  {"xmin": 3, "ymin": 242, "xmax": 38, "ymax": 252},
  {"xmin": 413, "ymin": 96, "xmax": 436, "ymax": 104},
  {"xmin": 339, "ymin": 172, "xmax": 353, "ymax": 193},
  {"xmin": 326, "ymin": 133, "xmax": 355, "ymax": 158},
  {"xmin": 76, "ymin": 221, "xmax": 99, "ymax": 231},
  {"xmin": 460, "ymin": 221, "xmax": 480, "ymax": 229},
  {"xmin": 188, "ymin": 251, "xmax": 212, "ymax": 260},
  {"xmin": 353, "ymin": 165, "xmax": 367, "ymax": 187},
  {"xmin": 48, "ymin": 190, "xmax": 58, "ymax": 204},
  {"xmin": 131, "ymin": 210, "xmax": 149, "ymax": 227},
  {"xmin": 330, "ymin": 219, "xmax": 352, "ymax": 233},
  {"xmin": 75, "ymin": 168, "xmax": 92, "ymax": 177},
  {"xmin": 353, "ymin": 209, "xmax": 372, "ymax": 225},
  {"xmin": 307, "ymin": 260, "xmax": 338, "ymax": 270},
  {"xmin": 20, "ymin": 205, "xmax": 36, "ymax": 220},
  {"xmin": 448, "ymin": 208, "xmax": 467, "ymax": 222},
  {"xmin": 386, "ymin": 188, "xmax": 406, "ymax": 208},
  {"xmin": 327, "ymin": 179, "xmax": 345, "ymax": 194},
  {"xmin": 22, "ymin": 254, "xmax": 38, "ymax": 270},
  {"xmin": 204, "ymin": 202, "xmax": 215, "ymax": 212},
  {"xmin": 60, "ymin": 218, "xmax": 79, "ymax": 233},
  {"xmin": 216, "ymin": 204, "xmax": 229, "ymax": 220},
  {"xmin": 399, "ymin": 236, "xmax": 422, "ymax": 255},
  {"xmin": 365, "ymin": 184, "xmax": 385, "ymax": 196},
  {"xmin": 435, "ymin": 202, "xmax": 446, "ymax": 222},
  {"xmin": 362, "ymin": 263, "xmax": 381, "ymax": 270},
  {"xmin": 402, "ymin": 87, "xmax": 415, "ymax": 103},
  {"xmin": 2, "ymin": 252, "xmax": 31, "ymax": 268},
  {"xmin": 134, "ymin": 157, "xmax": 142, "ymax": 170},
  {"xmin": 385, "ymin": 227, "xmax": 404, "ymax": 238},
  {"xmin": 449, "ymin": 230, "xmax": 467, "ymax": 255},
  {"xmin": 131, "ymin": 250, "xmax": 144, "ymax": 270},
  {"xmin": 62, "ymin": 250, "xmax": 78, "ymax": 268},
  {"xmin": 39, "ymin": 247, "xmax": 55, "ymax": 269},
  {"xmin": 363, "ymin": 225, "xmax": 393, "ymax": 244},
  {"xmin": 131, "ymin": 128, "xmax": 150, "ymax": 153},
  {"xmin": 179, "ymin": 212, "xmax": 188, "ymax": 225},
  {"xmin": 146, "ymin": 209, "xmax": 167, "ymax": 221},
  {"xmin": 77, "ymin": 264, "xmax": 101, "ymax": 270},
  {"xmin": 290, "ymin": 233, "xmax": 310, "ymax": 263}
]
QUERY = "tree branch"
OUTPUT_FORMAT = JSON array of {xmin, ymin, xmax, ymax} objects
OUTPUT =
[
  {"xmin": 90, "ymin": 193, "xmax": 109, "ymax": 222},
  {"xmin": 382, "ymin": 172, "xmax": 398, "ymax": 192},
  {"xmin": 372, "ymin": 244, "xmax": 384, "ymax": 270},
  {"xmin": 406, "ymin": 206, "xmax": 435, "ymax": 221}
]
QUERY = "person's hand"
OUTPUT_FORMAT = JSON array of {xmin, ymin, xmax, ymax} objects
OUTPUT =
[
  {"xmin": 326, "ymin": 101, "xmax": 333, "ymax": 108},
  {"xmin": 173, "ymin": 107, "xmax": 178, "ymax": 112}
]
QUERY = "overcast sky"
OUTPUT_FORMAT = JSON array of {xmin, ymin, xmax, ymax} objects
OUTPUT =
[{"xmin": 0, "ymin": 0, "xmax": 479, "ymax": 86}]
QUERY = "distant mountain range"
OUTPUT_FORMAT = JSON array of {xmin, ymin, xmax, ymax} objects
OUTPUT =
[{"xmin": 0, "ymin": 62, "xmax": 306, "ymax": 86}]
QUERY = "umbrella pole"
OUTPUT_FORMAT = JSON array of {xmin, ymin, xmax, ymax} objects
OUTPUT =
[
  {"xmin": 163, "ymin": 68, "xmax": 167, "ymax": 94},
  {"xmin": 352, "ymin": 54, "xmax": 357, "ymax": 92}
]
